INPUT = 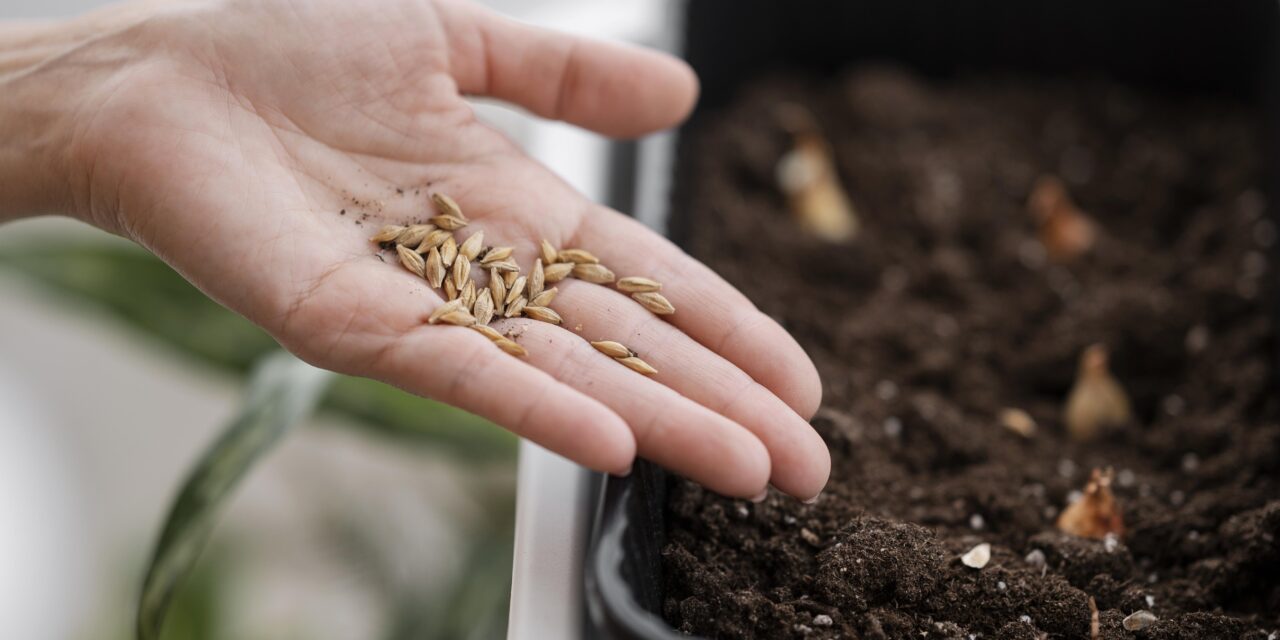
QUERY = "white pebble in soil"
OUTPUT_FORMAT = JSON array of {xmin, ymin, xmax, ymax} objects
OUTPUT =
[
  {"xmin": 875, "ymin": 379, "xmax": 898, "ymax": 401},
  {"xmin": 883, "ymin": 416, "xmax": 902, "ymax": 438},
  {"xmin": 1145, "ymin": 595, "xmax": 1155, "ymax": 608},
  {"xmin": 812, "ymin": 614, "xmax": 833, "ymax": 627},
  {"xmin": 1019, "ymin": 614, "xmax": 1033, "ymax": 625},
  {"xmin": 997, "ymin": 581, "xmax": 1007, "ymax": 591},
  {"xmin": 1104, "ymin": 533, "xmax": 1120, "ymax": 553},
  {"xmin": 1117, "ymin": 468, "xmax": 1136, "ymax": 488},
  {"xmin": 969, "ymin": 514, "xmax": 985, "ymax": 531}
]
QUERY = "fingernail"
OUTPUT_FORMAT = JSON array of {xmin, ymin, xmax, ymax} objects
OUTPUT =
[
  {"xmin": 613, "ymin": 463, "xmax": 633, "ymax": 477},
  {"xmin": 750, "ymin": 489, "xmax": 769, "ymax": 503},
  {"xmin": 802, "ymin": 492, "xmax": 821, "ymax": 505}
]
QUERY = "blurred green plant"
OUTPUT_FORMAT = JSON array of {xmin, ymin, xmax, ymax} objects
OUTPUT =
[{"xmin": 0, "ymin": 243, "xmax": 515, "ymax": 460}]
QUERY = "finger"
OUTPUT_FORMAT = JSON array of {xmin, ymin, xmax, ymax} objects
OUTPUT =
[
  {"xmin": 440, "ymin": 0, "xmax": 698, "ymax": 138},
  {"xmin": 572, "ymin": 209, "xmax": 824, "ymax": 420},
  {"xmin": 548, "ymin": 278, "xmax": 830, "ymax": 500},
  {"xmin": 496, "ymin": 318, "xmax": 771, "ymax": 499}
]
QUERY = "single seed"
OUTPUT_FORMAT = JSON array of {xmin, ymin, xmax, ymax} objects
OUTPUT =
[
  {"xmin": 505, "ymin": 276, "xmax": 527, "ymax": 305},
  {"xmin": 504, "ymin": 296, "xmax": 527, "ymax": 318},
  {"xmin": 523, "ymin": 306, "xmax": 562, "ymax": 325},
  {"xmin": 437, "ymin": 309, "xmax": 476, "ymax": 327},
  {"xmin": 458, "ymin": 231, "xmax": 485, "ymax": 261},
  {"xmin": 371, "ymin": 224, "xmax": 406, "ymax": 244},
  {"xmin": 430, "ymin": 214, "xmax": 467, "ymax": 230},
  {"xmin": 617, "ymin": 276, "xmax": 662, "ymax": 293},
  {"xmin": 487, "ymin": 259, "xmax": 521, "ymax": 273},
  {"xmin": 591, "ymin": 341, "xmax": 634, "ymax": 359},
  {"xmin": 494, "ymin": 337, "xmax": 528, "ymax": 357},
  {"xmin": 540, "ymin": 239, "xmax": 559, "ymax": 265},
  {"xmin": 396, "ymin": 244, "xmax": 425, "ymax": 278},
  {"xmin": 558, "ymin": 248, "xmax": 599, "ymax": 264},
  {"xmin": 471, "ymin": 324, "xmax": 503, "ymax": 341},
  {"xmin": 503, "ymin": 270, "xmax": 519, "ymax": 287},
  {"xmin": 1122, "ymin": 611, "xmax": 1157, "ymax": 632},
  {"xmin": 489, "ymin": 267, "xmax": 507, "ymax": 315},
  {"xmin": 444, "ymin": 279, "xmax": 458, "ymax": 300},
  {"xmin": 439, "ymin": 236, "xmax": 458, "ymax": 267},
  {"xmin": 632, "ymin": 291, "xmax": 674, "ymax": 315},
  {"xmin": 573, "ymin": 263, "xmax": 616, "ymax": 284},
  {"xmin": 431, "ymin": 192, "xmax": 466, "ymax": 221},
  {"xmin": 544, "ymin": 262, "xmax": 573, "ymax": 283},
  {"xmin": 617, "ymin": 356, "xmax": 657, "ymax": 376},
  {"xmin": 529, "ymin": 287, "xmax": 557, "ymax": 307},
  {"xmin": 473, "ymin": 289, "xmax": 495, "ymax": 325},
  {"xmin": 428, "ymin": 299, "xmax": 463, "ymax": 324},
  {"xmin": 396, "ymin": 224, "xmax": 433, "ymax": 247},
  {"xmin": 452, "ymin": 257, "xmax": 471, "ymax": 290},
  {"xmin": 417, "ymin": 229, "xmax": 452, "ymax": 252},
  {"xmin": 961, "ymin": 543, "xmax": 991, "ymax": 569},
  {"xmin": 460, "ymin": 279, "xmax": 476, "ymax": 310},
  {"xmin": 529, "ymin": 259, "xmax": 545, "ymax": 298},
  {"xmin": 480, "ymin": 246, "xmax": 514, "ymax": 265},
  {"xmin": 425, "ymin": 246, "xmax": 446, "ymax": 288},
  {"xmin": 999, "ymin": 407, "xmax": 1037, "ymax": 438}
]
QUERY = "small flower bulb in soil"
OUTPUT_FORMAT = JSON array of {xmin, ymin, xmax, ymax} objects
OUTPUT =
[
  {"xmin": 775, "ymin": 104, "xmax": 859, "ymax": 243},
  {"xmin": 1028, "ymin": 175, "xmax": 1098, "ymax": 263},
  {"xmin": 1056, "ymin": 467, "xmax": 1125, "ymax": 540},
  {"xmin": 1064, "ymin": 343, "xmax": 1132, "ymax": 442}
]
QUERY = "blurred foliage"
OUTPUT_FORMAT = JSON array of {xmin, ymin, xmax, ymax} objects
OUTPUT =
[{"xmin": 0, "ymin": 243, "xmax": 515, "ymax": 460}]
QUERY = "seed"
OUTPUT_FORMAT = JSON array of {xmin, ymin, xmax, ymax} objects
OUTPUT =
[
  {"xmin": 1122, "ymin": 611, "xmax": 1157, "ymax": 632},
  {"xmin": 417, "ymin": 229, "xmax": 452, "ymax": 252},
  {"xmin": 591, "ymin": 341, "xmax": 634, "ymax": 359},
  {"xmin": 573, "ymin": 263, "xmax": 615, "ymax": 284},
  {"xmin": 473, "ymin": 289, "xmax": 495, "ymax": 325},
  {"xmin": 529, "ymin": 287, "xmax": 557, "ymax": 307},
  {"xmin": 371, "ymin": 224, "xmax": 406, "ymax": 244},
  {"xmin": 540, "ymin": 239, "xmax": 559, "ymax": 265},
  {"xmin": 471, "ymin": 324, "xmax": 503, "ymax": 341},
  {"xmin": 999, "ymin": 407, "xmax": 1037, "ymax": 438},
  {"xmin": 617, "ymin": 276, "xmax": 662, "ymax": 293},
  {"xmin": 431, "ymin": 214, "xmax": 467, "ymax": 230},
  {"xmin": 396, "ymin": 224, "xmax": 433, "ymax": 247},
  {"xmin": 523, "ymin": 306, "xmax": 562, "ymax": 325},
  {"xmin": 558, "ymin": 248, "xmax": 599, "ymax": 264},
  {"xmin": 1065, "ymin": 344, "xmax": 1132, "ymax": 442},
  {"xmin": 439, "ymin": 236, "xmax": 458, "ymax": 267},
  {"xmin": 425, "ymin": 246, "xmax": 446, "ymax": 288},
  {"xmin": 529, "ymin": 259, "xmax": 545, "ymax": 298},
  {"xmin": 437, "ymin": 309, "xmax": 476, "ymax": 327},
  {"xmin": 396, "ymin": 245, "xmax": 425, "ymax": 278},
  {"xmin": 428, "ymin": 299, "xmax": 463, "ymax": 324},
  {"xmin": 961, "ymin": 543, "xmax": 991, "ymax": 569},
  {"xmin": 617, "ymin": 356, "xmax": 657, "ymax": 376},
  {"xmin": 505, "ymin": 275, "xmax": 527, "ymax": 305},
  {"xmin": 631, "ymin": 291, "xmax": 674, "ymax": 315},
  {"xmin": 544, "ymin": 262, "xmax": 573, "ymax": 283},
  {"xmin": 458, "ymin": 231, "xmax": 485, "ymax": 261},
  {"xmin": 460, "ymin": 279, "xmax": 476, "ymax": 310},
  {"xmin": 480, "ymin": 246, "xmax": 514, "ymax": 265},
  {"xmin": 504, "ymin": 296, "xmax": 527, "ymax": 318},
  {"xmin": 444, "ymin": 279, "xmax": 458, "ymax": 300},
  {"xmin": 452, "ymin": 256, "xmax": 471, "ymax": 290},
  {"xmin": 503, "ymin": 270, "xmax": 519, "ymax": 287},
  {"xmin": 494, "ymin": 337, "xmax": 528, "ymax": 357},
  {"xmin": 431, "ymin": 192, "xmax": 466, "ymax": 220},
  {"xmin": 489, "ymin": 267, "xmax": 507, "ymax": 315},
  {"xmin": 487, "ymin": 259, "xmax": 520, "ymax": 273}
]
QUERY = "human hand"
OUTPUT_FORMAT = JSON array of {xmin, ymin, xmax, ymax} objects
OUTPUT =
[{"xmin": 4, "ymin": 0, "xmax": 829, "ymax": 500}]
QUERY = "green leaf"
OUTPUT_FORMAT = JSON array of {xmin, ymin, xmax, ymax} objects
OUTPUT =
[{"xmin": 136, "ymin": 351, "xmax": 333, "ymax": 640}]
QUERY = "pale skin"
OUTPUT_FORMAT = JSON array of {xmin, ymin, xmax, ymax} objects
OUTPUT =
[{"xmin": 0, "ymin": 0, "xmax": 830, "ymax": 501}]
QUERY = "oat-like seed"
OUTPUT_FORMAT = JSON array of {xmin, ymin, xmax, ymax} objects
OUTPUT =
[
  {"xmin": 396, "ymin": 224, "xmax": 433, "ymax": 247},
  {"xmin": 444, "ymin": 279, "xmax": 459, "ymax": 300},
  {"xmin": 487, "ymin": 259, "xmax": 520, "ymax": 273},
  {"xmin": 523, "ymin": 306, "xmax": 562, "ymax": 325},
  {"xmin": 591, "ymin": 341, "xmax": 633, "ymax": 359},
  {"xmin": 504, "ymin": 296, "xmax": 527, "ymax": 318},
  {"xmin": 471, "ymin": 324, "xmax": 503, "ymax": 341},
  {"xmin": 431, "ymin": 214, "xmax": 468, "ymax": 230},
  {"xmin": 505, "ymin": 275, "xmax": 527, "ymax": 305},
  {"xmin": 371, "ymin": 225, "xmax": 406, "ymax": 244},
  {"xmin": 439, "ymin": 236, "xmax": 458, "ymax": 267},
  {"xmin": 503, "ymin": 270, "xmax": 519, "ymax": 287},
  {"xmin": 473, "ymin": 289, "xmax": 495, "ymax": 325},
  {"xmin": 494, "ymin": 337, "xmax": 528, "ymax": 357},
  {"xmin": 437, "ymin": 309, "xmax": 477, "ymax": 327},
  {"xmin": 617, "ymin": 276, "xmax": 662, "ymax": 293},
  {"xmin": 458, "ymin": 231, "xmax": 484, "ymax": 261},
  {"xmin": 425, "ymin": 246, "xmax": 446, "ymax": 288},
  {"xmin": 632, "ymin": 291, "xmax": 675, "ymax": 315},
  {"xmin": 480, "ymin": 246, "xmax": 514, "ymax": 265},
  {"xmin": 572, "ymin": 263, "xmax": 616, "ymax": 284},
  {"xmin": 428, "ymin": 299, "xmax": 464, "ymax": 324},
  {"xmin": 529, "ymin": 259, "xmax": 545, "ymax": 298},
  {"xmin": 431, "ymin": 192, "xmax": 466, "ymax": 221},
  {"xmin": 557, "ymin": 248, "xmax": 599, "ymax": 264},
  {"xmin": 460, "ymin": 279, "xmax": 476, "ymax": 310},
  {"xmin": 489, "ymin": 267, "xmax": 507, "ymax": 315},
  {"xmin": 396, "ymin": 244, "xmax": 425, "ymax": 277},
  {"xmin": 452, "ymin": 257, "xmax": 471, "ymax": 291},
  {"xmin": 417, "ymin": 229, "xmax": 452, "ymax": 253},
  {"xmin": 544, "ymin": 262, "xmax": 573, "ymax": 283},
  {"xmin": 540, "ymin": 239, "xmax": 559, "ymax": 265},
  {"xmin": 618, "ymin": 356, "xmax": 658, "ymax": 376},
  {"xmin": 529, "ymin": 287, "xmax": 557, "ymax": 307}
]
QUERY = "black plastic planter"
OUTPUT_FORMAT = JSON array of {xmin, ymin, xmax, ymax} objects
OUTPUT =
[{"xmin": 585, "ymin": 1, "xmax": 1279, "ymax": 638}]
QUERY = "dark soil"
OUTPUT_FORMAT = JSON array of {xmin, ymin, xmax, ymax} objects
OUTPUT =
[{"xmin": 661, "ymin": 68, "xmax": 1280, "ymax": 639}]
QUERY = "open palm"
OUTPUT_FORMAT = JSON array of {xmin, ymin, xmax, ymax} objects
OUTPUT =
[{"xmin": 71, "ymin": 0, "xmax": 828, "ymax": 499}]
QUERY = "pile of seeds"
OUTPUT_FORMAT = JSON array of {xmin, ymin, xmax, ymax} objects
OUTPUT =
[{"xmin": 370, "ymin": 193, "xmax": 673, "ymax": 375}]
